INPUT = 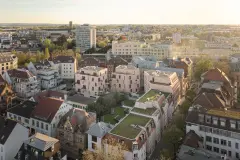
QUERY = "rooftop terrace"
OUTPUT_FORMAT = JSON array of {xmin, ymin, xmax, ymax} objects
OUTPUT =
[
  {"xmin": 110, "ymin": 113, "xmax": 151, "ymax": 139},
  {"xmin": 132, "ymin": 107, "xmax": 158, "ymax": 116},
  {"xmin": 207, "ymin": 109, "xmax": 240, "ymax": 120},
  {"xmin": 138, "ymin": 89, "xmax": 169, "ymax": 103}
]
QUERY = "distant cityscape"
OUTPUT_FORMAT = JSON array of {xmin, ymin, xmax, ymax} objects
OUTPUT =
[{"xmin": 0, "ymin": 21, "xmax": 240, "ymax": 160}]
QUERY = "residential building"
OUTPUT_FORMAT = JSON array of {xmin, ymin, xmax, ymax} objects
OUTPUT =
[
  {"xmin": 0, "ymin": 53, "xmax": 18, "ymax": 75},
  {"xmin": 67, "ymin": 94, "xmax": 95, "ymax": 110},
  {"xmin": 131, "ymin": 89, "xmax": 174, "ymax": 157},
  {"xmin": 144, "ymin": 70, "xmax": 181, "ymax": 104},
  {"xmin": 56, "ymin": 108, "xmax": 96, "ymax": 159},
  {"xmin": 34, "ymin": 30, "xmax": 49, "ymax": 40},
  {"xmin": 0, "ymin": 117, "xmax": 29, "ymax": 160},
  {"xmin": 230, "ymin": 54, "xmax": 240, "ymax": 89},
  {"xmin": 27, "ymin": 61, "xmax": 64, "ymax": 90},
  {"xmin": 75, "ymin": 66, "xmax": 108, "ymax": 98},
  {"xmin": 7, "ymin": 97, "xmax": 73, "ymax": 137},
  {"xmin": 75, "ymin": 24, "xmax": 96, "ymax": 52},
  {"xmin": 79, "ymin": 57, "xmax": 102, "ymax": 68},
  {"xmin": 0, "ymin": 75, "xmax": 14, "ymax": 110},
  {"xmin": 104, "ymin": 113, "xmax": 155, "ymax": 160},
  {"xmin": 106, "ymin": 56, "xmax": 128, "ymax": 81},
  {"xmin": 112, "ymin": 41, "xmax": 172, "ymax": 60},
  {"xmin": 186, "ymin": 105, "xmax": 240, "ymax": 160},
  {"xmin": 172, "ymin": 33, "xmax": 181, "ymax": 44},
  {"xmin": 3, "ymin": 69, "xmax": 40, "ymax": 98},
  {"xmin": 177, "ymin": 130, "xmax": 220, "ymax": 160},
  {"xmin": 86, "ymin": 122, "xmax": 113, "ymax": 152},
  {"xmin": 205, "ymin": 42, "xmax": 232, "ymax": 49},
  {"xmin": 111, "ymin": 65, "xmax": 140, "ymax": 93},
  {"xmin": 51, "ymin": 56, "xmax": 77, "ymax": 80},
  {"xmin": 15, "ymin": 133, "xmax": 67, "ymax": 160}
]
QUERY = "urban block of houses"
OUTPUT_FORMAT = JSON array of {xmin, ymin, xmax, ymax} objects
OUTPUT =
[
  {"xmin": 75, "ymin": 66, "xmax": 108, "ymax": 98},
  {"xmin": 56, "ymin": 108, "xmax": 96, "ymax": 159},
  {"xmin": 7, "ymin": 97, "xmax": 72, "ymax": 137},
  {"xmin": 51, "ymin": 56, "xmax": 77, "ymax": 80},
  {"xmin": 0, "ymin": 117, "xmax": 29, "ymax": 160},
  {"xmin": 15, "ymin": 133, "xmax": 67, "ymax": 160},
  {"xmin": 111, "ymin": 65, "xmax": 140, "ymax": 93},
  {"xmin": 3, "ymin": 69, "xmax": 40, "ymax": 98}
]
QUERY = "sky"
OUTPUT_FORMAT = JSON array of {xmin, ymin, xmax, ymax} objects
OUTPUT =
[{"xmin": 1, "ymin": 0, "xmax": 240, "ymax": 24}]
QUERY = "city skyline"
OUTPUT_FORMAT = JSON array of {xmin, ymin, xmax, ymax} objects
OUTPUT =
[{"xmin": 1, "ymin": 0, "xmax": 240, "ymax": 24}]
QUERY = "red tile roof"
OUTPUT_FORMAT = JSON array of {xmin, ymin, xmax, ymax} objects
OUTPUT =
[
  {"xmin": 194, "ymin": 92, "xmax": 225, "ymax": 109},
  {"xmin": 33, "ymin": 90, "xmax": 65, "ymax": 102},
  {"xmin": 201, "ymin": 68, "xmax": 229, "ymax": 83},
  {"xmin": 8, "ymin": 69, "xmax": 34, "ymax": 79},
  {"xmin": 31, "ymin": 97, "xmax": 64, "ymax": 123}
]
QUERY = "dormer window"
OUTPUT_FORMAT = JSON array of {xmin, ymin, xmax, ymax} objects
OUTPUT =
[
  {"xmin": 205, "ymin": 116, "xmax": 211, "ymax": 124},
  {"xmin": 213, "ymin": 117, "xmax": 218, "ymax": 125},
  {"xmin": 132, "ymin": 143, "xmax": 138, "ymax": 150},
  {"xmin": 199, "ymin": 114, "xmax": 204, "ymax": 123},
  {"xmin": 220, "ymin": 118, "xmax": 226, "ymax": 127},
  {"xmin": 230, "ymin": 120, "xmax": 236, "ymax": 129}
]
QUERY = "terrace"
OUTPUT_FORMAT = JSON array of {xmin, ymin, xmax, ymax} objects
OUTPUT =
[
  {"xmin": 123, "ymin": 99, "xmax": 135, "ymax": 107},
  {"xmin": 132, "ymin": 107, "xmax": 158, "ymax": 116},
  {"xmin": 110, "ymin": 113, "xmax": 151, "ymax": 139},
  {"xmin": 103, "ymin": 107, "xmax": 128, "ymax": 124},
  {"xmin": 138, "ymin": 89, "xmax": 169, "ymax": 103}
]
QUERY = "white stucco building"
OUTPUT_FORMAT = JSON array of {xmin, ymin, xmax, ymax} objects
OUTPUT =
[
  {"xmin": 75, "ymin": 24, "xmax": 96, "ymax": 52},
  {"xmin": 75, "ymin": 66, "xmax": 108, "ymax": 98},
  {"xmin": 7, "ymin": 97, "xmax": 73, "ymax": 137},
  {"xmin": 111, "ymin": 65, "xmax": 140, "ymax": 93},
  {"xmin": 205, "ymin": 42, "xmax": 232, "ymax": 49},
  {"xmin": 172, "ymin": 33, "xmax": 181, "ymax": 44},
  {"xmin": 112, "ymin": 41, "xmax": 172, "ymax": 60},
  {"xmin": 51, "ymin": 56, "xmax": 77, "ymax": 80},
  {"xmin": 3, "ymin": 69, "xmax": 40, "ymax": 98},
  {"xmin": 0, "ymin": 117, "xmax": 29, "ymax": 160},
  {"xmin": 144, "ymin": 70, "xmax": 181, "ymax": 104}
]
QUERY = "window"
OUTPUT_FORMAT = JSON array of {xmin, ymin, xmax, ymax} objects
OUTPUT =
[
  {"xmin": 213, "ymin": 118, "xmax": 218, "ymax": 125},
  {"xmin": 236, "ymin": 153, "xmax": 239, "ymax": 159},
  {"xmin": 220, "ymin": 120, "xmax": 226, "ymax": 127},
  {"xmin": 92, "ymin": 78, "xmax": 94, "ymax": 81},
  {"xmin": 18, "ymin": 116, "xmax": 21, "ymax": 121},
  {"xmin": 92, "ymin": 136, "xmax": 97, "ymax": 142},
  {"xmin": 236, "ymin": 143, "xmax": 239, "ymax": 149},
  {"xmin": 199, "ymin": 114, "xmax": 204, "ymax": 123},
  {"xmin": 41, "ymin": 123, "xmax": 44, "ymax": 129},
  {"xmin": 119, "ymin": 84, "xmax": 121, "ymax": 88},
  {"xmin": 46, "ymin": 124, "xmax": 48, "ymax": 131},
  {"xmin": 134, "ymin": 153, "xmax": 138, "ymax": 158},
  {"xmin": 36, "ymin": 121, "xmax": 39, "ymax": 127},
  {"xmin": 221, "ymin": 149, "xmax": 227, "ymax": 155},
  {"xmin": 92, "ymin": 87, "xmax": 94, "ymax": 91},
  {"xmin": 92, "ymin": 143, "xmax": 97, "ymax": 150},
  {"xmin": 229, "ymin": 151, "xmax": 232, "ymax": 157},
  {"xmin": 206, "ymin": 116, "xmax": 211, "ymax": 123},
  {"xmin": 213, "ymin": 138, "xmax": 219, "ymax": 144},
  {"xmin": 231, "ymin": 121, "xmax": 236, "ymax": 129},
  {"xmin": 32, "ymin": 120, "xmax": 35, "ymax": 126},
  {"xmin": 213, "ymin": 147, "xmax": 219, "ymax": 153},
  {"xmin": 206, "ymin": 136, "xmax": 212, "ymax": 142},
  {"xmin": 221, "ymin": 139, "xmax": 227, "ymax": 146},
  {"xmin": 228, "ymin": 141, "xmax": 231, "ymax": 147},
  {"xmin": 206, "ymin": 145, "xmax": 212, "ymax": 151},
  {"xmin": 24, "ymin": 119, "xmax": 29, "ymax": 124}
]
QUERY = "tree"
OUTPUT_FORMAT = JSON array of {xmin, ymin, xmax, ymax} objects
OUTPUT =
[
  {"xmin": 233, "ymin": 43, "xmax": 239, "ymax": 48},
  {"xmin": 83, "ymin": 138, "xmax": 125, "ymax": 160},
  {"xmin": 162, "ymin": 125, "xmax": 184, "ymax": 159},
  {"xmin": 185, "ymin": 89, "xmax": 196, "ymax": 102},
  {"xmin": 194, "ymin": 57, "xmax": 213, "ymax": 80},
  {"xmin": 213, "ymin": 60, "xmax": 230, "ymax": 77},
  {"xmin": 173, "ymin": 114, "xmax": 185, "ymax": 132},
  {"xmin": 97, "ymin": 41, "xmax": 107, "ymax": 48},
  {"xmin": 56, "ymin": 35, "xmax": 67, "ymax": 46},
  {"xmin": 43, "ymin": 38, "xmax": 51, "ymax": 48},
  {"xmin": 179, "ymin": 100, "xmax": 191, "ymax": 115},
  {"xmin": 44, "ymin": 47, "xmax": 50, "ymax": 60}
]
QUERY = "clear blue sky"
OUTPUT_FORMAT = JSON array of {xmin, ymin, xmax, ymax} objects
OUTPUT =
[{"xmin": 1, "ymin": 0, "xmax": 240, "ymax": 24}]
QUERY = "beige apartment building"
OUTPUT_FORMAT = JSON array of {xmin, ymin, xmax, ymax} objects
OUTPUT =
[
  {"xmin": 111, "ymin": 65, "xmax": 140, "ymax": 93},
  {"xmin": 0, "ymin": 53, "xmax": 18, "ymax": 75},
  {"xmin": 75, "ymin": 66, "xmax": 108, "ymax": 98},
  {"xmin": 144, "ymin": 70, "xmax": 181, "ymax": 104}
]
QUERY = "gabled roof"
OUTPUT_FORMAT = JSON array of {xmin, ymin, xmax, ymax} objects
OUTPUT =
[
  {"xmin": 7, "ymin": 100, "xmax": 37, "ymax": 119},
  {"xmin": 32, "ymin": 90, "xmax": 65, "ymax": 102},
  {"xmin": 34, "ymin": 60, "xmax": 52, "ymax": 70},
  {"xmin": 193, "ymin": 92, "xmax": 226, "ymax": 109},
  {"xmin": 86, "ymin": 122, "xmax": 113, "ymax": 138},
  {"xmin": 201, "ymin": 68, "xmax": 230, "ymax": 83},
  {"xmin": 7, "ymin": 69, "xmax": 34, "ymax": 79},
  {"xmin": 0, "ymin": 117, "xmax": 17, "ymax": 145},
  {"xmin": 183, "ymin": 130, "xmax": 201, "ymax": 148},
  {"xmin": 31, "ymin": 97, "xmax": 64, "ymax": 123},
  {"xmin": 24, "ymin": 133, "xmax": 58, "ymax": 151}
]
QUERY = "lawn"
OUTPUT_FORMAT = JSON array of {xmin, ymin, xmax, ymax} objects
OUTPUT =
[
  {"xmin": 103, "ymin": 107, "xmax": 127, "ymax": 124},
  {"xmin": 123, "ymin": 99, "xmax": 135, "ymax": 107},
  {"xmin": 138, "ymin": 89, "xmax": 160, "ymax": 102},
  {"xmin": 132, "ymin": 107, "xmax": 158, "ymax": 115},
  {"xmin": 110, "ymin": 114, "xmax": 151, "ymax": 139}
]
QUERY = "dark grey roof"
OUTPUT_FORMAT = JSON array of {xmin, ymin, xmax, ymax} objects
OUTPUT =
[
  {"xmin": 34, "ymin": 60, "xmax": 52, "ymax": 70},
  {"xmin": 67, "ymin": 94, "xmax": 96, "ymax": 105},
  {"xmin": 7, "ymin": 101, "xmax": 37, "ymax": 118},
  {"xmin": 0, "ymin": 117, "xmax": 17, "ymax": 145},
  {"xmin": 86, "ymin": 122, "xmax": 113, "ymax": 138},
  {"xmin": 52, "ymin": 56, "xmax": 75, "ymax": 63}
]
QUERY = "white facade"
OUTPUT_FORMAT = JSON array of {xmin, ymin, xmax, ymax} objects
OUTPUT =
[
  {"xmin": 0, "ymin": 123, "xmax": 28, "ymax": 160},
  {"xmin": 112, "ymin": 41, "xmax": 172, "ymax": 60},
  {"xmin": 75, "ymin": 24, "xmax": 96, "ymax": 51},
  {"xmin": 172, "ymin": 33, "xmax": 181, "ymax": 44},
  {"xmin": 205, "ymin": 42, "xmax": 232, "ymax": 49},
  {"xmin": 111, "ymin": 65, "xmax": 140, "ymax": 93},
  {"xmin": 75, "ymin": 66, "xmax": 108, "ymax": 98}
]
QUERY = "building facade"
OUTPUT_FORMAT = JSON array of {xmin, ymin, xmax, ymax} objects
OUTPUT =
[
  {"xmin": 111, "ymin": 65, "xmax": 140, "ymax": 93},
  {"xmin": 75, "ymin": 24, "xmax": 96, "ymax": 52},
  {"xmin": 75, "ymin": 66, "xmax": 108, "ymax": 98},
  {"xmin": 0, "ymin": 53, "xmax": 18, "ymax": 75}
]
